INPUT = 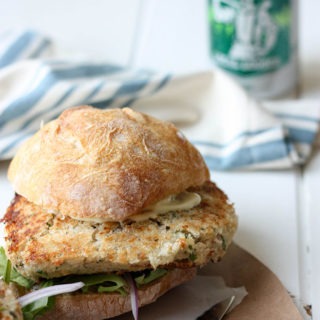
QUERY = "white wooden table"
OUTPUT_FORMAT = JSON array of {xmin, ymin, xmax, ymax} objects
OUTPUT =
[{"xmin": 0, "ymin": 0, "xmax": 319, "ymax": 318}]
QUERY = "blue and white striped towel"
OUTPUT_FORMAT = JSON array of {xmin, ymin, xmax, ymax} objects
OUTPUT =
[{"xmin": 0, "ymin": 29, "xmax": 319, "ymax": 170}]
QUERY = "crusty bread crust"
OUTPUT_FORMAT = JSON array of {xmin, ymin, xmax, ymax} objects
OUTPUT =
[
  {"xmin": 38, "ymin": 268, "xmax": 197, "ymax": 320},
  {"xmin": 8, "ymin": 106, "xmax": 209, "ymax": 221}
]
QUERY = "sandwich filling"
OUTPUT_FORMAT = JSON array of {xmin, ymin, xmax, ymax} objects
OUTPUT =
[{"xmin": 3, "ymin": 181, "xmax": 236, "ymax": 281}]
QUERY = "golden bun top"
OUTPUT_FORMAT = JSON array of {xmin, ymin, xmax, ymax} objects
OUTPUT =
[{"xmin": 8, "ymin": 106, "xmax": 209, "ymax": 221}]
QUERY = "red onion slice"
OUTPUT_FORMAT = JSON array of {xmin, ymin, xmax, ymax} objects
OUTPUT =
[
  {"xmin": 18, "ymin": 282, "xmax": 85, "ymax": 307},
  {"xmin": 124, "ymin": 273, "xmax": 139, "ymax": 320}
]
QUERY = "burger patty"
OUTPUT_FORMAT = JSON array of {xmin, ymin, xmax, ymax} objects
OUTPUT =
[{"xmin": 3, "ymin": 181, "xmax": 237, "ymax": 281}]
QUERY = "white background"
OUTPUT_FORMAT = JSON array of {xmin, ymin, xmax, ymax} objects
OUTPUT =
[{"xmin": 0, "ymin": 0, "xmax": 320, "ymax": 318}]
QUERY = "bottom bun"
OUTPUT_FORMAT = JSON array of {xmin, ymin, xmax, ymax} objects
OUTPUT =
[{"xmin": 39, "ymin": 268, "xmax": 197, "ymax": 320}]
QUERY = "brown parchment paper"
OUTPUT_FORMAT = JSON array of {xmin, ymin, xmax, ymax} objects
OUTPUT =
[{"xmin": 201, "ymin": 243, "xmax": 303, "ymax": 320}]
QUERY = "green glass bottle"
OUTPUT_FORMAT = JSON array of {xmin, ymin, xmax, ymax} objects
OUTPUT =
[{"xmin": 208, "ymin": 0, "xmax": 298, "ymax": 99}]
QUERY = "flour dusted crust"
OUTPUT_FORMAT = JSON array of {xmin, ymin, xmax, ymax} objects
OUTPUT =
[
  {"xmin": 8, "ymin": 106, "xmax": 209, "ymax": 221},
  {"xmin": 38, "ymin": 268, "xmax": 197, "ymax": 320}
]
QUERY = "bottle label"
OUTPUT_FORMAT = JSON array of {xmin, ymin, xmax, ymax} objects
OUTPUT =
[{"xmin": 208, "ymin": 0, "xmax": 292, "ymax": 76}]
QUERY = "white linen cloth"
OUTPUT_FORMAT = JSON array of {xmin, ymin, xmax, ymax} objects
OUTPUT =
[{"xmin": 0, "ymin": 29, "xmax": 319, "ymax": 170}]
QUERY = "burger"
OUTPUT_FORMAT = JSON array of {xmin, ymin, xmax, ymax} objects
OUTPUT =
[{"xmin": 0, "ymin": 106, "xmax": 237, "ymax": 319}]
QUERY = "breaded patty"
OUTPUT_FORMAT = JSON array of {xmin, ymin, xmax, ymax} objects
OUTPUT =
[{"xmin": 3, "ymin": 181, "xmax": 237, "ymax": 281}]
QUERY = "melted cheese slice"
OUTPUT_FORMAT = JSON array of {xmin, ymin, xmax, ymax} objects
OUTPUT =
[{"xmin": 129, "ymin": 191, "xmax": 201, "ymax": 222}]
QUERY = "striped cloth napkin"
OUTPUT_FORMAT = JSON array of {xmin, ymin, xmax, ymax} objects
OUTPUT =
[{"xmin": 0, "ymin": 29, "xmax": 319, "ymax": 170}]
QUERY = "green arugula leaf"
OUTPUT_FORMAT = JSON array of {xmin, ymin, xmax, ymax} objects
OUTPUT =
[
  {"xmin": 98, "ymin": 285, "xmax": 127, "ymax": 296},
  {"xmin": 60, "ymin": 273, "xmax": 128, "ymax": 294},
  {"xmin": 61, "ymin": 273, "xmax": 127, "ymax": 287},
  {"xmin": 3, "ymin": 257, "xmax": 11, "ymax": 284},
  {"xmin": 0, "ymin": 247, "xmax": 34, "ymax": 288},
  {"xmin": 134, "ymin": 269, "xmax": 167, "ymax": 287}
]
